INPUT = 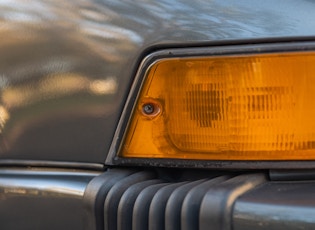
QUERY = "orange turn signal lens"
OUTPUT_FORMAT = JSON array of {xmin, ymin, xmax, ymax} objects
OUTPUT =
[{"xmin": 120, "ymin": 51, "xmax": 315, "ymax": 160}]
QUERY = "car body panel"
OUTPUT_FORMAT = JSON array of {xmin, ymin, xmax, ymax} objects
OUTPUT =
[
  {"xmin": 1, "ymin": 1, "xmax": 315, "ymax": 230},
  {"xmin": 0, "ymin": 0, "xmax": 315, "ymax": 164}
]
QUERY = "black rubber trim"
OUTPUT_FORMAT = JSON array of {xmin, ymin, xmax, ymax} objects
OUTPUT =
[
  {"xmin": 269, "ymin": 169, "xmax": 315, "ymax": 181},
  {"xmin": 83, "ymin": 168, "xmax": 267, "ymax": 230},
  {"xmin": 82, "ymin": 168, "xmax": 315, "ymax": 230},
  {"xmin": 133, "ymin": 183, "xmax": 170, "ymax": 230},
  {"xmin": 233, "ymin": 181, "xmax": 315, "ymax": 230},
  {"xmin": 165, "ymin": 179, "xmax": 206, "ymax": 230},
  {"xmin": 83, "ymin": 169, "xmax": 136, "ymax": 230},
  {"xmin": 181, "ymin": 176, "xmax": 231, "ymax": 230},
  {"xmin": 104, "ymin": 171, "xmax": 156, "ymax": 230},
  {"xmin": 149, "ymin": 182, "xmax": 187, "ymax": 230},
  {"xmin": 199, "ymin": 174, "xmax": 266, "ymax": 230},
  {"xmin": 107, "ymin": 157, "xmax": 315, "ymax": 170},
  {"xmin": 118, "ymin": 179, "xmax": 163, "ymax": 230}
]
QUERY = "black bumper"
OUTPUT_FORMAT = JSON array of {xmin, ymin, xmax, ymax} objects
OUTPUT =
[{"xmin": 84, "ymin": 168, "xmax": 315, "ymax": 230}]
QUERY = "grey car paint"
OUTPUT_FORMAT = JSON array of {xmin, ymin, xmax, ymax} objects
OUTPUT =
[
  {"xmin": 0, "ymin": 1, "xmax": 315, "ymax": 230},
  {"xmin": 0, "ymin": 0, "xmax": 314, "ymax": 165}
]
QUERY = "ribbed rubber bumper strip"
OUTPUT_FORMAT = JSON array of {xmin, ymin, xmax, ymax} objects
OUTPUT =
[{"xmin": 83, "ymin": 169, "xmax": 266, "ymax": 230}]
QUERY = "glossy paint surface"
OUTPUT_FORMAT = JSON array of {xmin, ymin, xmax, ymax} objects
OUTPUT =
[{"xmin": 0, "ymin": 0, "xmax": 314, "ymax": 164}]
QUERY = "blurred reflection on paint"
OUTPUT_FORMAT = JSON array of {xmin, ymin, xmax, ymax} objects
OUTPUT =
[
  {"xmin": 2, "ymin": 75, "xmax": 117, "ymax": 109},
  {"xmin": 0, "ymin": 106, "xmax": 9, "ymax": 133},
  {"xmin": 89, "ymin": 78, "xmax": 117, "ymax": 95},
  {"xmin": 0, "ymin": 0, "xmax": 314, "ymax": 162}
]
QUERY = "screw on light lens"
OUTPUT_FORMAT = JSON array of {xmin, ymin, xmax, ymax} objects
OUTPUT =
[
  {"xmin": 143, "ymin": 103, "xmax": 155, "ymax": 115},
  {"xmin": 141, "ymin": 100, "xmax": 161, "ymax": 118}
]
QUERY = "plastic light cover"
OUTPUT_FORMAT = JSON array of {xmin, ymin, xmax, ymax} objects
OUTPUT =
[{"xmin": 121, "ymin": 52, "xmax": 315, "ymax": 160}]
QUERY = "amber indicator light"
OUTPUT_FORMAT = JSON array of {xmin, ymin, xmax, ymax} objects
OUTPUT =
[{"xmin": 120, "ymin": 52, "xmax": 315, "ymax": 160}]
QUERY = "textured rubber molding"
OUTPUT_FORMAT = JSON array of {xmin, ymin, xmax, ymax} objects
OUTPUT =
[
  {"xmin": 199, "ymin": 174, "xmax": 266, "ymax": 230},
  {"xmin": 83, "ymin": 169, "xmax": 266, "ymax": 230}
]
